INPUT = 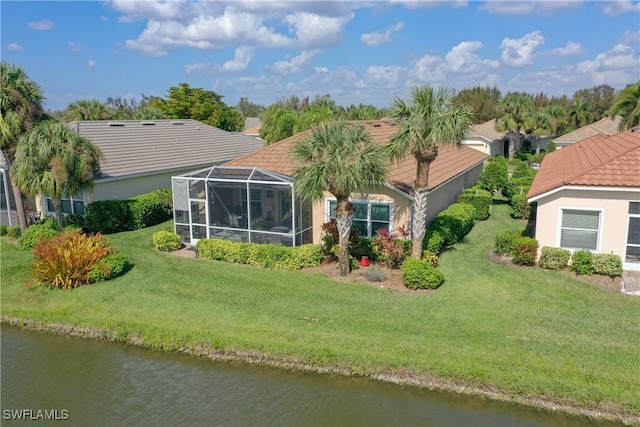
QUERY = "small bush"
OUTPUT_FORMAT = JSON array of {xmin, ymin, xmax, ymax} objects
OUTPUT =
[
  {"xmin": 288, "ymin": 244, "xmax": 323, "ymax": 270},
  {"xmin": 424, "ymin": 229, "xmax": 445, "ymax": 254},
  {"xmin": 401, "ymin": 258, "xmax": 445, "ymax": 290},
  {"xmin": 546, "ymin": 141, "xmax": 556, "ymax": 153},
  {"xmin": 86, "ymin": 200, "xmax": 133, "ymax": 234},
  {"xmin": 88, "ymin": 253, "xmax": 130, "ymax": 283},
  {"xmin": 31, "ymin": 231, "xmax": 115, "ymax": 289},
  {"xmin": 372, "ymin": 228, "xmax": 406, "ymax": 269},
  {"xmin": 152, "ymin": 230, "xmax": 182, "ymax": 252},
  {"xmin": 421, "ymin": 250, "xmax": 439, "ymax": 267},
  {"xmin": 478, "ymin": 156, "xmax": 508, "ymax": 193},
  {"xmin": 245, "ymin": 244, "xmax": 290, "ymax": 268},
  {"xmin": 320, "ymin": 219, "xmax": 361, "ymax": 259},
  {"xmin": 512, "ymin": 161, "xmax": 533, "ymax": 180},
  {"xmin": 456, "ymin": 187, "xmax": 492, "ymax": 220},
  {"xmin": 362, "ymin": 267, "xmax": 387, "ymax": 283},
  {"xmin": 7, "ymin": 225, "xmax": 21, "ymax": 238},
  {"xmin": 538, "ymin": 246, "xmax": 570, "ymax": 270},
  {"xmin": 494, "ymin": 229, "xmax": 522, "ymax": 255},
  {"xmin": 570, "ymin": 250, "xmax": 594, "ymax": 276},
  {"xmin": 423, "ymin": 202, "xmax": 476, "ymax": 253},
  {"xmin": 64, "ymin": 213, "xmax": 86, "ymax": 229},
  {"xmin": 18, "ymin": 217, "xmax": 60, "ymax": 249},
  {"xmin": 511, "ymin": 236, "xmax": 538, "ymax": 266},
  {"xmin": 511, "ymin": 194, "xmax": 531, "ymax": 219},
  {"xmin": 593, "ymin": 253, "xmax": 623, "ymax": 278},
  {"xmin": 130, "ymin": 188, "xmax": 173, "ymax": 229},
  {"xmin": 0, "ymin": 224, "xmax": 8, "ymax": 236}
]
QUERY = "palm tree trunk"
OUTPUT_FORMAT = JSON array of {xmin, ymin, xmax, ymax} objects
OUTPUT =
[
  {"xmin": 9, "ymin": 175, "xmax": 28, "ymax": 232},
  {"xmin": 535, "ymin": 136, "xmax": 540, "ymax": 155},
  {"xmin": 334, "ymin": 195, "xmax": 354, "ymax": 276},
  {"xmin": 411, "ymin": 188, "xmax": 428, "ymax": 259},
  {"xmin": 53, "ymin": 198, "xmax": 64, "ymax": 230},
  {"xmin": 508, "ymin": 132, "xmax": 517, "ymax": 161}
]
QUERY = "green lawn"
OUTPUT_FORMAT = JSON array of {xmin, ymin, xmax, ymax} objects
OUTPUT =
[{"xmin": 2, "ymin": 201, "xmax": 639, "ymax": 421}]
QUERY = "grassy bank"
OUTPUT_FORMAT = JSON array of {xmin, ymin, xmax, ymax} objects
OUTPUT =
[{"xmin": 2, "ymin": 202, "xmax": 639, "ymax": 423}]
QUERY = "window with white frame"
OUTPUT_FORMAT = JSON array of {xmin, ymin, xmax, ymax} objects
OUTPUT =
[
  {"xmin": 559, "ymin": 208, "xmax": 601, "ymax": 251},
  {"xmin": 46, "ymin": 191, "xmax": 86, "ymax": 216},
  {"xmin": 327, "ymin": 200, "xmax": 392, "ymax": 237}
]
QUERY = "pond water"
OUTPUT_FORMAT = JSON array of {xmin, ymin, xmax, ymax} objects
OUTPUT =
[{"xmin": 1, "ymin": 324, "xmax": 610, "ymax": 426}]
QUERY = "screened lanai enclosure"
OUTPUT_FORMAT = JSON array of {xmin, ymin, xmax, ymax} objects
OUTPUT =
[{"xmin": 172, "ymin": 166, "xmax": 313, "ymax": 246}]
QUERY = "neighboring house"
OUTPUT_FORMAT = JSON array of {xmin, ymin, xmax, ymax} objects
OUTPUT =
[
  {"xmin": 462, "ymin": 119, "xmax": 508, "ymax": 157},
  {"xmin": 527, "ymin": 127, "xmax": 640, "ymax": 271},
  {"xmin": 553, "ymin": 116, "xmax": 621, "ymax": 149},
  {"xmin": 28, "ymin": 119, "xmax": 265, "ymax": 219},
  {"xmin": 172, "ymin": 120, "xmax": 488, "ymax": 246},
  {"xmin": 242, "ymin": 117, "xmax": 262, "ymax": 139}
]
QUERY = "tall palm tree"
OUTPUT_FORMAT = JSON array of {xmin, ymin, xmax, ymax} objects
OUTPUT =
[
  {"xmin": 11, "ymin": 120, "xmax": 102, "ymax": 229},
  {"xmin": 568, "ymin": 97, "xmax": 594, "ymax": 129},
  {"xmin": 525, "ymin": 109, "xmax": 552, "ymax": 154},
  {"xmin": 63, "ymin": 99, "xmax": 110, "ymax": 122},
  {"xmin": 292, "ymin": 121, "xmax": 387, "ymax": 276},
  {"xmin": 608, "ymin": 81, "xmax": 640, "ymax": 130},
  {"xmin": 543, "ymin": 104, "xmax": 568, "ymax": 137},
  {"xmin": 387, "ymin": 85, "xmax": 473, "ymax": 259},
  {"xmin": 495, "ymin": 92, "xmax": 534, "ymax": 162},
  {"xmin": 0, "ymin": 62, "xmax": 45, "ymax": 232}
]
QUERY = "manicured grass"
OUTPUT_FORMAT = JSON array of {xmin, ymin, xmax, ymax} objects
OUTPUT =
[{"xmin": 2, "ymin": 202, "xmax": 639, "ymax": 421}]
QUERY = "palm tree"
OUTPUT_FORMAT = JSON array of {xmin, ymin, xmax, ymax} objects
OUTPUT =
[
  {"xmin": 11, "ymin": 120, "xmax": 102, "ymax": 229},
  {"xmin": 608, "ymin": 81, "xmax": 640, "ymax": 130},
  {"xmin": 568, "ymin": 97, "xmax": 594, "ymax": 129},
  {"xmin": 387, "ymin": 85, "xmax": 473, "ymax": 259},
  {"xmin": 0, "ymin": 62, "xmax": 45, "ymax": 232},
  {"xmin": 292, "ymin": 121, "xmax": 387, "ymax": 276},
  {"xmin": 543, "ymin": 104, "xmax": 568, "ymax": 137},
  {"xmin": 525, "ymin": 109, "xmax": 552, "ymax": 154},
  {"xmin": 63, "ymin": 99, "xmax": 111, "ymax": 122},
  {"xmin": 495, "ymin": 92, "xmax": 534, "ymax": 162}
]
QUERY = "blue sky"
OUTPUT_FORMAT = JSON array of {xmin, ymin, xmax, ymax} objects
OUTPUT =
[{"xmin": 2, "ymin": 1, "xmax": 639, "ymax": 112}]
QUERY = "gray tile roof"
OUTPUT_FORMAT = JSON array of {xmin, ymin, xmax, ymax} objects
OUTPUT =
[{"xmin": 67, "ymin": 119, "xmax": 265, "ymax": 180}]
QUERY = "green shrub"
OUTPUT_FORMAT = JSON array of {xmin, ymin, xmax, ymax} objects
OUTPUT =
[
  {"xmin": 478, "ymin": 156, "xmax": 508, "ymax": 193},
  {"xmin": 288, "ymin": 244, "xmax": 323, "ymax": 269},
  {"xmin": 152, "ymin": 230, "xmax": 182, "ymax": 252},
  {"xmin": 421, "ymin": 250, "xmax": 439, "ymax": 267},
  {"xmin": 320, "ymin": 219, "xmax": 361, "ymax": 258},
  {"xmin": 456, "ymin": 187, "xmax": 492, "ymax": 220},
  {"xmin": 86, "ymin": 200, "xmax": 134, "ymax": 234},
  {"xmin": 511, "ymin": 194, "xmax": 532, "ymax": 219},
  {"xmin": 130, "ymin": 188, "xmax": 173, "ymax": 229},
  {"xmin": 18, "ymin": 217, "xmax": 60, "ymax": 249},
  {"xmin": 372, "ymin": 228, "xmax": 406, "ymax": 269},
  {"xmin": 88, "ymin": 253, "xmax": 130, "ymax": 283},
  {"xmin": 570, "ymin": 250, "xmax": 595, "ymax": 276},
  {"xmin": 546, "ymin": 141, "xmax": 556, "ymax": 153},
  {"xmin": 7, "ymin": 225, "xmax": 21, "ymax": 238},
  {"xmin": 31, "ymin": 231, "xmax": 115, "ymax": 289},
  {"xmin": 593, "ymin": 253, "xmax": 623, "ymax": 278},
  {"xmin": 0, "ymin": 224, "xmax": 8, "ymax": 236},
  {"xmin": 197, "ymin": 239, "xmax": 233, "ymax": 261},
  {"xmin": 64, "ymin": 213, "xmax": 86, "ymax": 229},
  {"xmin": 503, "ymin": 177, "xmax": 534, "ymax": 201},
  {"xmin": 538, "ymin": 246, "xmax": 570, "ymax": 270},
  {"xmin": 245, "ymin": 244, "xmax": 290, "ymax": 269},
  {"xmin": 424, "ymin": 229, "xmax": 445, "ymax": 254},
  {"xmin": 494, "ymin": 229, "xmax": 522, "ymax": 255},
  {"xmin": 512, "ymin": 160, "xmax": 533, "ymax": 180},
  {"xmin": 425, "ymin": 203, "xmax": 476, "ymax": 250},
  {"xmin": 401, "ymin": 258, "xmax": 445, "ymax": 290},
  {"xmin": 362, "ymin": 267, "xmax": 387, "ymax": 283},
  {"xmin": 350, "ymin": 236, "xmax": 377, "ymax": 263},
  {"xmin": 511, "ymin": 236, "xmax": 538, "ymax": 266}
]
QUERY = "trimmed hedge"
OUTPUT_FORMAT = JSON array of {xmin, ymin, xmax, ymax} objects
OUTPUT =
[
  {"xmin": 401, "ymin": 257, "xmax": 445, "ymax": 289},
  {"xmin": 478, "ymin": 156, "xmax": 508, "ymax": 193},
  {"xmin": 570, "ymin": 249, "xmax": 595, "ymax": 276},
  {"xmin": 423, "ymin": 202, "xmax": 476, "ymax": 254},
  {"xmin": 196, "ymin": 238, "xmax": 322, "ymax": 271},
  {"xmin": 593, "ymin": 253, "xmax": 623, "ymax": 278},
  {"xmin": 494, "ymin": 229, "xmax": 522, "ymax": 255},
  {"xmin": 152, "ymin": 230, "xmax": 182, "ymax": 252},
  {"xmin": 130, "ymin": 188, "xmax": 173, "ymax": 229},
  {"xmin": 511, "ymin": 194, "xmax": 532, "ymax": 219},
  {"xmin": 511, "ymin": 236, "xmax": 538, "ymax": 266},
  {"xmin": 503, "ymin": 177, "xmax": 534, "ymax": 201},
  {"xmin": 538, "ymin": 246, "xmax": 570, "ymax": 270},
  {"xmin": 456, "ymin": 187, "xmax": 492, "ymax": 220}
]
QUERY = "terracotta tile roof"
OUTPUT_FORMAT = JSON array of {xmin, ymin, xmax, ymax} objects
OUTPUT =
[
  {"xmin": 468, "ymin": 119, "xmax": 505, "ymax": 141},
  {"xmin": 554, "ymin": 116, "xmax": 622, "ymax": 144},
  {"xmin": 225, "ymin": 120, "xmax": 488, "ymax": 196},
  {"xmin": 528, "ymin": 127, "xmax": 640, "ymax": 200}
]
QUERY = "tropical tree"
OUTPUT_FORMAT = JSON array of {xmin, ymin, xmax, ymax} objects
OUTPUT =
[
  {"xmin": 608, "ymin": 81, "xmax": 640, "ymax": 130},
  {"xmin": 495, "ymin": 92, "xmax": 534, "ymax": 161},
  {"xmin": 11, "ymin": 120, "xmax": 101, "ymax": 229},
  {"xmin": 543, "ymin": 104, "xmax": 568, "ymax": 137},
  {"xmin": 388, "ymin": 85, "xmax": 473, "ymax": 259},
  {"xmin": 259, "ymin": 105, "xmax": 300, "ymax": 144},
  {"xmin": 63, "ymin": 99, "xmax": 111, "ymax": 122},
  {"xmin": 573, "ymin": 84, "xmax": 616, "ymax": 121},
  {"xmin": 292, "ymin": 122, "xmax": 387, "ymax": 276},
  {"xmin": 0, "ymin": 62, "xmax": 45, "ymax": 232},
  {"xmin": 568, "ymin": 97, "xmax": 594, "ymax": 129},
  {"xmin": 524, "ymin": 109, "xmax": 553, "ymax": 154},
  {"xmin": 452, "ymin": 85, "xmax": 501, "ymax": 123}
]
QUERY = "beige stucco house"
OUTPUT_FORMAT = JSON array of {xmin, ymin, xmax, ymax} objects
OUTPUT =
[
  {"xmin": 527, "ymin": 127, "xmax": 640, "ymax": 271},
  {"xmin": 172, "ymin": 120, "xmax": 488, "ymax": 246},
  {"xmin": 553, "ymin": 116, "xmax": 621, "ymax": 150},
  {"xmin": 461, "ymin": 119, "xmax": 507, "ymax": 157},
  {"xmin": 26, "ymin": 119, "xmax": 264, "ymax": 219}
]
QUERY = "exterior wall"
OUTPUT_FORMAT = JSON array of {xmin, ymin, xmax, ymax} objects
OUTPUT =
[
  {"xmin": 462, "ymin": 137, "xmax": 491, "ymax": 156},
  {"xmin": 425, "ymin": 163, "xmax": 483, "ymax": 227},
  {"xmin": 533, "ymin": 188, "xmax": 639, "ymax": 268}
]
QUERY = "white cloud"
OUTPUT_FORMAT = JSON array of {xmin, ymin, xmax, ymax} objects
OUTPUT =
[
  {"xmin": 600, "ymin": 0, "xmax": 640, "ymax": 16},
  {"xmin": 408, "ymin": 54, "xmax": 447, "ymax": 86},
  {"xmin": 28, "ymin": 20, "xmax": 53, "ymax": 30},
  {"xmin": 68, "ymin": 42, "xmax": 83, "ymax": 53},
  {"xmin": 218, "ymin": 46, "xmax": 254, "ymax": 72},
  {"xmin": 619, "ymin": 29, "xmax": 640, "ymax": 45},
  {"xmin": 445, "ymin": 41, "xmax": 499, "ymax": 73},
  {"xmin": 86, "ymin": 60, "xmax": 96, "ymax": 70},
  {"xmin": 500, "ymin": 31, "xmax": 545, "ymax": 67},
  {"xmin": 6, "ymin": 43, "xmax": 23, "ymax": 51},
  {"xmin": 543, "ymin": 41, "xmax": 585, "ymax": 57},
  {"xmin": 360, "ymin": 21, "xmax": 403, "ymax": 47},
  {"xmin": 284, "ymin": 11, "xmax": 353, "ymax": 49},
  {"xmin": 355, "ymin": 65, "xmax": 406, "ymax": 89},
  {"xmin": 315, "ymin": 67, "xmax": 329, "ymax": 74},
  {"xmin": 266, "ymin": 50, "xmax": 320, "ymax": 75},
  {"xmin": 478, "ymin": 1, "xmax": 581, "ymax": 15}
]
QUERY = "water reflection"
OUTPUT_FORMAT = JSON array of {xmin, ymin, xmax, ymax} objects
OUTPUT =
[{"xmin": 1, "ymin": 324, "xmax": 605, "ymax": 426}]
